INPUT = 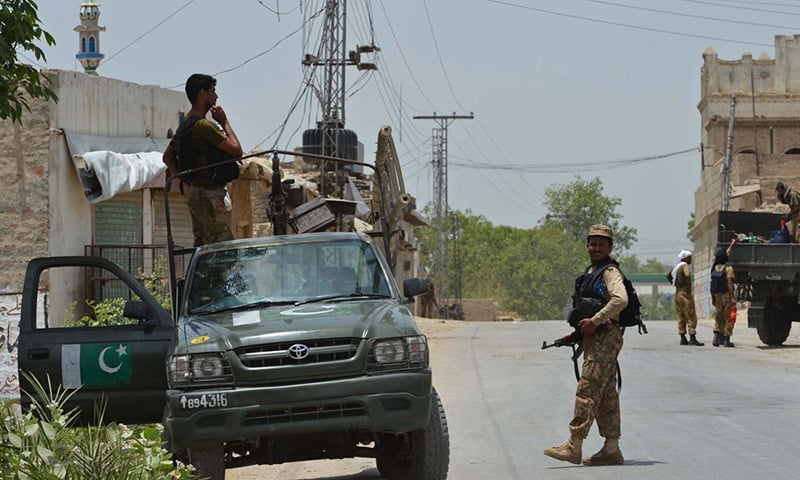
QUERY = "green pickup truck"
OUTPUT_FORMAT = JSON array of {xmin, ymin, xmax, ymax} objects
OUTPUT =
[{"xmin": 17, "ymin": 232, "xmax": 449, "ymax": 479}]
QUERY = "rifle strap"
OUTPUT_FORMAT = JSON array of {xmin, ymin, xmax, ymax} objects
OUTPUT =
[
  {"xmin": 570, "ymin": 344, "xmax": 582, "ymax": 382},
  {"xmin": 570, "ymin": 346, "xmax": 623, "ymax": 393}
]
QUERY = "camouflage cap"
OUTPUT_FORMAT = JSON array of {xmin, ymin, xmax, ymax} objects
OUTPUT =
[{"xmin": 587, "ymin": 224, "xmax": 613, "ymax": 240}]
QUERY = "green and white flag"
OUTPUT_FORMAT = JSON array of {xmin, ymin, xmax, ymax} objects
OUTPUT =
[{"xmin": 62, "ymin": 343, "xmax": 132, "ymax": 388}]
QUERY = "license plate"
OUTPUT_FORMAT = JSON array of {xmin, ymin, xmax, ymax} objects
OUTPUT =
[{"xmin": 179, "ymin": 392, "xmax": 229, "ymax": 410}]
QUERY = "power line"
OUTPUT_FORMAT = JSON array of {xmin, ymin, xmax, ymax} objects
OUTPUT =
[
  {"xmin": 484, "ymin": 0, "xmax": 777, "ymax": 49},
  {"xmin": 104, "ymin": 0, "xmax": 198, "ymax": 65},
  {"xmin": 583, "ymin": 0, "xmax": 800, "ymax": 29},
  {"xmin": 449, "ymin": 147, "xmax": 699, "ymax": 172}
]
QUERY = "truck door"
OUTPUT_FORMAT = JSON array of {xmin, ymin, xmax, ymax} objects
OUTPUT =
[{"xmin": 17, "ymin": 256, "xmax": 173, "ymax": 425}]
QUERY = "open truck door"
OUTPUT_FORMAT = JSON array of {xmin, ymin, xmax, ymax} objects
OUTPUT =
[{"xmin": 18, "ymin": 256, "xmax": 173, "ymax": 425}]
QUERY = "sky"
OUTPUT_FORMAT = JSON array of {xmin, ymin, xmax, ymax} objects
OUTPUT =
[{"xmin": 26, "ymin": 0, "xmax": 800, "ymax": 264}]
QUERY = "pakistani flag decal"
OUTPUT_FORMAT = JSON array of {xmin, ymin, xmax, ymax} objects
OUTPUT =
[{"xmin": 62, "ymin": 343, "xmax": 133, "ymax": 388}]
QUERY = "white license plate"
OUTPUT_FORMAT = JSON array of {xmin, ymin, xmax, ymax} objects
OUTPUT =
[{"xmin": 179, "ymin": 392, "xmax": 229, "ymax": 409}]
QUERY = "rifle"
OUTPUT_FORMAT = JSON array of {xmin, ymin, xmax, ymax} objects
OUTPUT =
[
  {"xmin": 542, "ymin": 329, "xmax": 584, "ymax": 382},
  {"xmin": 267, "ymin": 154, "xmax": 290, "ymax": 235},
  {"xmin": 541, "ymin": 330, "xmax": 582, "ymax": 350}
]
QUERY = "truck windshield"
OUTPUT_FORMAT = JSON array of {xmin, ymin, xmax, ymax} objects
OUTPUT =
[{"xmin": 186, "ymin": 239, "xmax": 393, "ymax": 315}]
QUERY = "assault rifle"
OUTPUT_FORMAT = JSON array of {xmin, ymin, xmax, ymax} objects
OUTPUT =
[
  {"xmin": 267, "ymin": 154, "xmax": 291, "ymax": 235},
  {"xmin": 542, "ymin": 298, "xmax": 605, "ymax": 381},
  {"xmin": 541, "ymin": 330, "xmax": 582, "ymax": 350}
]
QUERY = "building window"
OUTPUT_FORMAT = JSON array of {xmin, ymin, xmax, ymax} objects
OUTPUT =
[
  {"xmin": 785, "ymin": 148, "xmax": 800, "ymax": 155},
  {"xmin": 738, "ymin": 148, "xmax": 755, "ymax": 154},
  {"xmin": 89, "ymin": 37, "xmax": 96, "ymax": 53},
  {"xmin": 81, "ymin": 37, "xmax": 87, "ymax": 53}
]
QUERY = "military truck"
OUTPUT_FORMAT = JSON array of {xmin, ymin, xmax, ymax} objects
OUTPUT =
[
  {"xmin": 717, "ymin": 210, "xmax": 800, "ymax": 346},
  {"xmin": 17, "ymin": 139, "xmax": 450, "ymax": 480}
]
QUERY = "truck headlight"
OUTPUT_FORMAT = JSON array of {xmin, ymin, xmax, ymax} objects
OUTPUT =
[
  {"xmin": 168, "ymin": 353, "xmax": 233, "ymax": 387},
  {"xmin": 368, "ymin": 335, "xmax": 428, "ymax": 370}
]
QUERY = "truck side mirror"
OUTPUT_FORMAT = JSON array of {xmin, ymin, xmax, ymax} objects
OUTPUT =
[
  {"xmin": 123, "ymin": 300, "xmax": 160, "ymax": 327},
  {"xmin": 402, "ymin": 278, "xmax": 428, "ymax": 298}
]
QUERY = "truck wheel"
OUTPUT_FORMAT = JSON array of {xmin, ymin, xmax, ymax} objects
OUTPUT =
[
  {"xmin": 756, "ymin": 315, "xmax": 791, "ymax": 345},
  {"xmin": 188, "ymin": 443, "xmax": 225, "ymax": 480},
  {"xmin": 376, "ymin": 388, "xmax": 450, "ymax": 480}
]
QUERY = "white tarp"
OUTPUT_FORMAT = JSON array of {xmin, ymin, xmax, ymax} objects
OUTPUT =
[
  {"xmin": 63, "ymin": 130, "xmax": 171, "ymax": 204},
  {"xmin": 78, "ymin": 151, "xmax": 166, "ymax": 204}
]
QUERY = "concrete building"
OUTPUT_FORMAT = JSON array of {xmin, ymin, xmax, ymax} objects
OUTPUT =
[{"xmin": 693, "ymin": 35, "xmax": 800, "ymax": 317}]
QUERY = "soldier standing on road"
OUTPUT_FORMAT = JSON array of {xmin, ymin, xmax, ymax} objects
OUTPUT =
[
  {"xmin": 710, "ymin": 237, "xmax": 737, "ymax": 347},
  {"xmin": 544, "ymin": 224, "xmax": 627, "ymax": 466},
  {"xmin": 776, "ymin": 181, "xmax": 800, "ymax": 243},
  {"xmin": 163, "ymin": 73, "xmax": 243, "ymax": 247},
  {"xmin": 668, "ymin": 250, "xmax": 704, "ymax": 346}
]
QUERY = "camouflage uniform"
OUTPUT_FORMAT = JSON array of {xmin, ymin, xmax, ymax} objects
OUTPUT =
[
  {"xmin": 712, "ymin": 264, "xmax": 736, "ymax": 337},
  {"xmin": 569, "ymin": 266, "xmax": 626, "ymax": 441},
  {"xmin": 674, "ymin": 264, "xmax": 698, "ymax": 335},
  {"xmin": 188, "ymin": 185, "xmax": 233, "ymax": 246},
  {"xmin": 178, "ymin": 113, "xmax": 235, "ymax": 247}
]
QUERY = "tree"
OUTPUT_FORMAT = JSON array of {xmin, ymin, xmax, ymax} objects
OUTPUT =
[
  {"xmin": 542, "ymin": 176, "xmax": 637, "ymax": 252},
  {"xmin": 1, "ymin": 0, "xmax": 57, "ymax": 124}
]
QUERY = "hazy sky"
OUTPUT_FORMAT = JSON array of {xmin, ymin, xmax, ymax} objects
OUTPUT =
[{"xmin": 28, "ymin": 0, "xmax": 799, "ymax": 263}]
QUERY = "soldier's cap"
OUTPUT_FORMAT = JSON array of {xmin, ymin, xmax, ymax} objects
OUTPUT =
[
  {"xmin": 776, "ymin": 181, "xmax": 786, "ymax": 190},
  {"xmin": 587, "ymin": 224, "xmax": 613, "ymax": 240}
]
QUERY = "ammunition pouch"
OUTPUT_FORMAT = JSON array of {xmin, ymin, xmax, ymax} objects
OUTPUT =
[{"xmin": 567, "ymin": 297, "xmax": 605, "ymax": 329}]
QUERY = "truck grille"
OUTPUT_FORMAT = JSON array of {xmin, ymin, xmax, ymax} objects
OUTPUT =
[
  {"xmin": 236, "ymin": 338, "xmax": 361, "ymax": 367},
  {"xmin": 242, "ymin": 402, "xmax": 366, "ymax": 426}
]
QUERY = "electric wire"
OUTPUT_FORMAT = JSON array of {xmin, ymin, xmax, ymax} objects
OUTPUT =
[
  {"xmin": 583, "ymin": 0, "xmax": 800, "ymax": 29},
  {"xmin": 484, "ymin": 0, "xmax": 776, "ymax": 49},
  {"xmin": 103, "ymin": 0, "xmax": 198, "ymax": 66}
]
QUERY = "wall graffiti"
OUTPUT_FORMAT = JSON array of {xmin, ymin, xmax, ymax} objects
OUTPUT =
[{"xmin": 0, "ymin": 294, "xmax": 22, "ymax": 399}]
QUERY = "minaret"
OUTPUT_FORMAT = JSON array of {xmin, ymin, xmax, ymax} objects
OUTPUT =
[{"xmin": 74, "ymin": 2, "xmax": 106, "ymax": 75}]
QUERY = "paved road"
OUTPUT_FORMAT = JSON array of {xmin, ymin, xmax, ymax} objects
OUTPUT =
[{"xmin": 229, "ymin": 318, "xmax": 800, "ymax": 479}]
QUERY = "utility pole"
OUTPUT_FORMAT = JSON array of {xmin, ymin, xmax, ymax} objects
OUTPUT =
[
  {"xmin": 722, "ymin": 95, "xmax": 736, "ymax": 211},
  {"xmin": 413, "ymin": 112, "xmax": 473, "ymax": 318},
  {"xmin": 302, "ymin": 0, "xmax": 377, "ymax": 197}
]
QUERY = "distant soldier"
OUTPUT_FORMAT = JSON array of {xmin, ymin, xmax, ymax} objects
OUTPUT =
[
  {"xmin": 776, "ymin": 182, "xmax": 800, "ymax": 242},
  {"xmin": 710, "ymin": 237, "xmax": 737, "ymax": 347},
  {"xmin": 668, "ymin": 250, "xmax": 703, "ymax": 346}
]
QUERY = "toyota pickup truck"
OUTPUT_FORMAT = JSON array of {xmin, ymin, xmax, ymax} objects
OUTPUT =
[{"xmin": 17, "ymin": 149, "xmax": 449, "ymax": 480}]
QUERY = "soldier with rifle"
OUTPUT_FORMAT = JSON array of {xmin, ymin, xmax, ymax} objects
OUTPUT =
[{"xmin": 543, "ymin": 224, "xmax": 627, "ymax": 466}]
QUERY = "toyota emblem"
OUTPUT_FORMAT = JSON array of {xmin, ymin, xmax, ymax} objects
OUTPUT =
[{"xmin": 287, "ymin": 343, "xmax": 310, "ymax": 360}]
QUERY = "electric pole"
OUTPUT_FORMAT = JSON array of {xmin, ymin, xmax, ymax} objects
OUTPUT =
[
  {"xmin": 413, "ymin": 112, "xmax": 473, "ymax": 318},
  {"xmin": 302, "ymin": 0, "xmax": 378, "ymax": 197}
]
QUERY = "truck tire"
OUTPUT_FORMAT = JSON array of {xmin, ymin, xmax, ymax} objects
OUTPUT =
[
  {"xmin": 189, "ymin": 444, "xmax": 225, "ymax": 480},
  {"xmin": 756, "ymin": 314, "xmax": 791, "ymax": 345},
  {"xmin": 376, "ymin": 388, "xmax": 450, "ymax": 480}
]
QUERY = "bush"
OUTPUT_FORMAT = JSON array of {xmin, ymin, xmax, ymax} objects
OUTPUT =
[{"xmin": 0, "ymin": 374, "xmax": 196, "ymax": 479}]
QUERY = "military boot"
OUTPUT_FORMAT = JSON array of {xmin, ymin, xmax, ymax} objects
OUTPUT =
[
  {"xmin": 679, "ymin": 334, "xmax": 689, "ymax": 345},
  {"xmin": 712, "ymin": 331, "xmax": 721, "ymax": 347},
  {"xmin": 543, "ymin": 437, "xmax": 582, "ymax": 464},
  {"xmin": 723, "ymin": 335, "xmax": 735, "ymax": 347},
  {"xmin": 583, "ymin": 446, "xmax": 624, "ymax": 466},
  {"xmin": 689, "ymin": 334, "xmax": 704, "ymax": 346}
]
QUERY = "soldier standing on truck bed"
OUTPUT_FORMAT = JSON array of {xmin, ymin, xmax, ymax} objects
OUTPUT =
[
  {"xmin": 163, "ymin": 73, "xmax": 243, "ymax": 247},
  {"xmin": 710, "ymin": 237, "xmax": 737, "ymax": 347},
  {"xmin": 776, "ymin": 182, "xmax": 800, "ymax": 243}
]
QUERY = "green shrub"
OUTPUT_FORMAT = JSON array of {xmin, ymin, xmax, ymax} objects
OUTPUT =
[{"xmin": 0, "ymin": 374, "xmax": 196, "ymax": 479}]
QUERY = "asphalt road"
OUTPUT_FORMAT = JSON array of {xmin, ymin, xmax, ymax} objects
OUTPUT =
[{"xmin": 229, "ymin": 317, "xmax": 800, "ymax": 480}]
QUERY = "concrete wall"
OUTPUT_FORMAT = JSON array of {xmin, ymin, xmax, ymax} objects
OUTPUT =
[{"xmin": 0, "ymin": 70, "xmax": 188, "ymax": 398}]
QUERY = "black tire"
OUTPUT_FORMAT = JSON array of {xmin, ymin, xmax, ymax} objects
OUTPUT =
[
  {"xmin": 376, "ymin": 388, "xmax": 450, "ymax": 480},
  {"xmin": 756, "ymin": 315, "xmax": 791, "ymax": 345},
  {"xmin": 757, "ymin": 298, "xmax": 793, "ymax": 346},
  {"xmin": 189, "ymin": 443, "xmax": 226, "ymax": 480}
]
